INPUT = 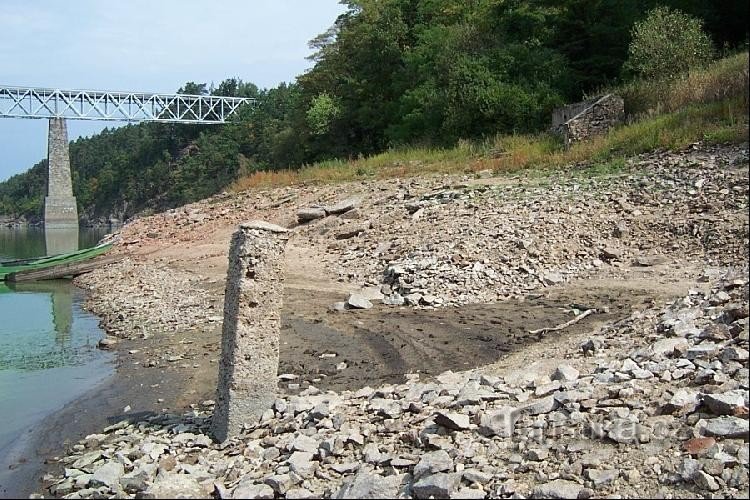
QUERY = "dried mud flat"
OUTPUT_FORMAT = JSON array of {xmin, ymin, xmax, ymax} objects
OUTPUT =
[{"xmin": 10, "ymin": 142, "xmax": 749, "ymax": 499}]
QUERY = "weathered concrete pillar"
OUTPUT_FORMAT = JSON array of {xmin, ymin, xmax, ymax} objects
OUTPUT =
[
  {"xmin": 45, "ymin": 226, "xmax": 79, "ymax": 256},
  {"xmin": 44, "ymin": 118, "xmax": 79, "ymax": 228},
  {"xmin": 210, "ymin": 220, "xmax": 289, "ymax": 442}
]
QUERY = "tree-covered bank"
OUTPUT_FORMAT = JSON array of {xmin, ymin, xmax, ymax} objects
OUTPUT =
[{"xmin": 1, "ymin": 0, "xmax": 747, "ymax": 222}]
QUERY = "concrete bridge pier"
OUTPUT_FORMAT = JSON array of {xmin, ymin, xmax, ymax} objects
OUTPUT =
[{"xmin": 44, "ymin": 118, "xmax": 79, "ymax": 228}]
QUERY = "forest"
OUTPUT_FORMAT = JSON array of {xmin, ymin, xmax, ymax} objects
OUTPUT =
[{"xmin": 0, "ymin": 0, "xmax": 747, "ymax": 222}]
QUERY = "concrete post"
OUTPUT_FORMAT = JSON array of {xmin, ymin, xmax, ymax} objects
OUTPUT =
[
  {"xmin": 210, "ymin": 220, "xmax": 289, "ymax": 442},
  {"xmin": 44, "ymin": 118, "xmax": 79, "ymax": 228}
]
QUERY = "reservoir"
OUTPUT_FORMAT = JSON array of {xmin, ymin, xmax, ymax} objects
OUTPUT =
[{"xmin": 0, "ymin": 225, "xmax": 113, "ymax": 492}]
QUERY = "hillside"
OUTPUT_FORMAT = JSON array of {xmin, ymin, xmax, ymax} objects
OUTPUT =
[{"xmin": 0, "ymin": 1, "xmax": 747, "ymax": 222}]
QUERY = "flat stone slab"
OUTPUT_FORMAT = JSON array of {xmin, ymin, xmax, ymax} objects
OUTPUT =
[
  {"xmin": 434, "ymin": 411, "xmax": 471, "ymax": 431},
  {"xmin": 334, "ymin": 470, "xmax": 406, "ymax": 499},
  {"xmin": 533, "ymin": 479, "xmax": 584, "ymax": 499},
  {"xmin": 324, "ymin": 198, "xmax": 360, "ymax": 215},
  {"xmin": 240, "ymin": 220, "xmax": 289, "ymax": 232},
  {"xmin": 347, "ymin": 293, "xmax": 373, "ymax": 309},
  {"xmin": 413, "ymin": 450, "xmax": 453, "ymax": 479},
  {"xmin": 297, "ymin": 207, "xmax": 327, "ymax": 222},
  {"xmin": 699, "ymin": 416, "xmax": 749, "ymax": 438},
  {"xmin": 411, "ymin": 473, "xmax": 460, "ymax": 499},
  {"xmin": 702, "ymin": 391, "xmax": 747, "ymax": 416},
  {"xmin": 650, "ymin": 338, "xmax": 688, "ymax": 357}
]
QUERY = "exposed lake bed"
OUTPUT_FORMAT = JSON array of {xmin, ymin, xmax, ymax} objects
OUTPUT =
[
  {"xmin": 1, "ymin": 142, "xmax": 747, "ymax": 498},
  {"xmin": 34, "ymin": 142, "xmax": 747, "ymax": 498}
]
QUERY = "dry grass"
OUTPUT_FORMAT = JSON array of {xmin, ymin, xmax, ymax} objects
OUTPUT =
[
  {"xmin": 616, "ymin": 52, "xmax": 749, "ymax": 116},
  {"xmin": 230, "ymin": 53, "xmax": 749, "ymax": 192}
]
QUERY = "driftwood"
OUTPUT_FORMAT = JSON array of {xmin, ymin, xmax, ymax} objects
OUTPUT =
[{"xmin": 529, "ymin": 309, "xmax": 596, "ymax": 335}]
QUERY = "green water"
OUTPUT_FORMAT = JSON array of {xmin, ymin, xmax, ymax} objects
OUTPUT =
[{"xmin": 0, "ymin": 226, "xmax": 114, "ymax": 457}]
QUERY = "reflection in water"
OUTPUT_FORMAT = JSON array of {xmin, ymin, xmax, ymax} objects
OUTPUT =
[
  {"xmin": 0, "ymin": 225, "xmax": 106, "ymax": 261},
  {"xmin": 0, "ymin": 226, "xmax": 114, "ymax": 472},
  {"xmin": 0, "ymin": 281, "xmax": 94, "ymax": 371},
  {"xmin": 9, "ymin": 281, "xmax": 74, "ymax": 345},
  {"xmin": 44, "ymin": 226, "xmax": 79, "ymax": 256},
  {"xmin": 0, "ymin": 225, "xmax": 109, "ymax": 372},
  {"xmin": 0, "ymin": 227, "xmax": 46, "ymax": 259}
]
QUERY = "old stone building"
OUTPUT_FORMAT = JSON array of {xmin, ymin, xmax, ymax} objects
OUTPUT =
[{"xmin": 551, "ymin": 94, "xmax": 625, "ymax": 148}]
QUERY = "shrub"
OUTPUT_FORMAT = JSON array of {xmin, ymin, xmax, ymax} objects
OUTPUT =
[
  {"xmin": 625, "ymin": 7, "xmax": 714, "ymax": 81},
  {"xmin": 306, "ymin": 93, "xmax": 341, "ymax": 135}
]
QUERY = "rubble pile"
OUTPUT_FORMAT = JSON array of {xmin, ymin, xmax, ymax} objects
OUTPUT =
[
  {"xmin": 306, "ymin": 144, "xmax": 749, "ymax": 307},
  {"xmin": 77, "ymin": 259, "xmax": 216, "ymax": 341}
]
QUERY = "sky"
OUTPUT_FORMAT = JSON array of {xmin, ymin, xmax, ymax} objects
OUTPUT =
[{"xmin": 0, "ymin": 0, "xmax": 347, "ymax": 182}]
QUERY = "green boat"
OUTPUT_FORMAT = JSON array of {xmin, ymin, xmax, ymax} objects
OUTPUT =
[{"xmin": 0, "ymin": 243, "xmax": 113, "ymax": 281}]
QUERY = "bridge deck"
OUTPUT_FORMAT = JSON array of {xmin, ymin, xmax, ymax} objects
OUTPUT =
[{"xmin": 0, "ymin": 86, "xmax": 254, "ymax": 123}]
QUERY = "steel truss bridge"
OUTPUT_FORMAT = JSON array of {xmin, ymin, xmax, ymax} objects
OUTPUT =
[{"xmin": 0, "ymin": 85, "xmax": 254, "ymax": 124}]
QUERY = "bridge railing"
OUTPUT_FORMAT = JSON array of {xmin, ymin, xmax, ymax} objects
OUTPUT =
[{"xmin": 0, "ymin": 86, "xmax": 255, "ymax": 124}]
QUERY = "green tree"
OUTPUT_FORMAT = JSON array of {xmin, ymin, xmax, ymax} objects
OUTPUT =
[
  {"xmin": 2, "ymin": 1, "xmax": 747, "ymax": 222},
  {"xmin": 625, "ymin": 6, "xmax": 714, "ymax": 80},
  {"xmin": 178, "ymin": 82, "xmax": 208, "ymax": 95},
  {"xmin": 306, "ymin": 92, "xmax": 342, "ymax": 135}
]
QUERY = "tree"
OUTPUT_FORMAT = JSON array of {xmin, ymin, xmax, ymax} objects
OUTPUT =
[
  {"xmin": 625, "ymin": 6, "xmax": 714, "ymax": 80},
  {"xmin": 2, "ymin": 0, "xmax": 747, "ymax": 222},
  {"xmin": 178, "ymin": 82, "xmax": 208, "ymax": 95},
  {"xmin": 306, "ymin": 92, "xmax": 341, "ymax": 135}
]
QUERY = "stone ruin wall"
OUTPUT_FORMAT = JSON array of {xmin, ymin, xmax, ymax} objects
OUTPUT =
[{"xmin": 552, "ymin": 94, "xmax": 625, "ymax": 148}]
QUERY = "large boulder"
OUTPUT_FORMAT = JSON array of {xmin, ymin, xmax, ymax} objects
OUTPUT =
[
  {"xmin": 334, "ymin": 470, "xmax": 407, "ymax": 499},
  {"xmin": 141, "ymin": 471, "xmax": 208, "ymax": 499}
]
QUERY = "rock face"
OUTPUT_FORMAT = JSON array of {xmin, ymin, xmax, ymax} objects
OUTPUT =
[{"xmin": 210, "ymin": 221, "xmax": 290, "ymax": 442}]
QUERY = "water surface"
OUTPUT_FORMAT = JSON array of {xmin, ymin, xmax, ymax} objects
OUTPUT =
[{"xmin": 0, "ymin": 225, "xmax": 113, "ymax": 459}]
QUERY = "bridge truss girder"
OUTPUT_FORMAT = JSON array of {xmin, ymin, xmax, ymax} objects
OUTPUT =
[{"xmin": 0, "ymin": 86, "xmax": 254, "ymax": 124}]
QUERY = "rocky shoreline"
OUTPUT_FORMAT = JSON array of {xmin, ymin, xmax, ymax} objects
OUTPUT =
[
  {"xmin": 37, "ymin": 269, "xmax": 748, "ymax": 499},
  {"xmin": 28, "ymin": 142, "xmax": 749, "ymax": 498}
]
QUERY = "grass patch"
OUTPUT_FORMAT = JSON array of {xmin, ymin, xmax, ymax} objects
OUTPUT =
[
  {"xmin": 576, "ymin": 157, "xmax": 627, "ymax": 178},
  {"xmin": 230, "ymin": 54, "xmax": 749, "ymax": 193},
  {"xmin": 613, "ymin": 52, "xmax": 749, "ymax": 117}
]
